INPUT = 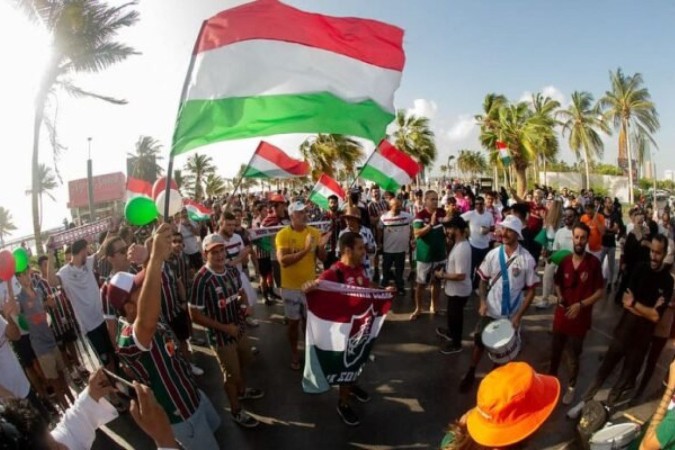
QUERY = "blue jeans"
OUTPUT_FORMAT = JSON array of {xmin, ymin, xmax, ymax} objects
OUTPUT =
[{"xmin": 171, "ymin": 390, "xmax": 221, "ymax": 450}]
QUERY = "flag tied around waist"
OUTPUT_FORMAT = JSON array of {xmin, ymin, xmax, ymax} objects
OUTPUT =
[{"xmin": 302, "ymin": 280, "xmax": 393, "ymax": 394}]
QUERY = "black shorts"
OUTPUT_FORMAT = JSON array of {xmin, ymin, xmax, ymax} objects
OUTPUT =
[
  {"xmin": 12, "ymin": 334, "xmax": 36, "ymax": 368},
  {"xmin": 187, "ymin": 252, "xmax": 204, "ymax": 271},
  {"xmin": 87, "ymin": 321, "xmax": 115, "ymax": 365},
  {"xmin": 473, "ymin": 316, "xmax": 496, "ymax": 349},
  {"xmin": 55, "ymin": 328, "xmax": 77, "ymax": 344},
  {"xmin": 169, "ymin": 310, "xmax": 191, "ymax": 342},
  {"xmin": 258, "ymin": 257, "xmax": 272, "ymax": 277},
  {"xmin": 272, "ymin": 260, "xmax": 282, "ymax": 287}
]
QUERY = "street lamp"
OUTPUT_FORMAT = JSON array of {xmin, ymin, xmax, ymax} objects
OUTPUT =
[
  {"xmin": 87, "ymin": 137, "xmax": 94, "ymax": 222},
  {"xmin": 447, "ymin": 155, "xmax": 455, "ymax": 182}
]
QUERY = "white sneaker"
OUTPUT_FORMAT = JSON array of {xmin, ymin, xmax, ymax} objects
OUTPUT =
[
  {"xmin": 191, "ymin": 364, "xmax": 204, "ymax": 376},
  {"xmin": 246, "ymin": 317, "xmax": 260, "ymax": 327},
  {"xmin": 562, "ymin": 386, "xmax": 576, "ymax": 405},
  {"xmin": 566, "ymin": 400, "xmax": 585, "ymax": 419},
  {"xmin": 532, "ymin": 297, "xmax": 548, "ymax": 309}
]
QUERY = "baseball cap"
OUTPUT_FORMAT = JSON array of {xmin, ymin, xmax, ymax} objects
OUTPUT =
[
  {"xmin": 269, "ymin": 193, "xmax": 286, "ymax": 204},
  {"xmin": 202, "ymin": 233, "xmax": 225, "ymax": 252},
  {"xmin": 288, "ymin": 200, "xmax": 307, "ymax": 214},
  {"xmin": 466, "ymin": 362, "xmax": 560, "ymax": 447},
  {"xmin": 106, "ymin": 271, "xmax": 146, "ymax": 312}
]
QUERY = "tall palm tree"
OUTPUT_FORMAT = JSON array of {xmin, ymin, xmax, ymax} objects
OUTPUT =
[
  {"xmin": 204, "ymin": 173, "xmax": 227, "ymax": 198},
  {"xmin": 457, "ymin": 150, "xmax": 487, "ymax": 179},
  {"xmin": 529, "ymin": 93, "xmax": 560, "ymax": 183},
  {"xmin": 600, "ymin": 68, "xmax": 659, "ymax": 203},
  {"xmin": 558, "ymin": 91, "xmax": 611, "ymax": 189},
  {"xmin": 127, "ymin": 136, "xmax": 164, "ymax": 182},
  {"xmin": 183, "ymin": 153, "xmax": 216, "ymax": 201},
  {"xmin": 390, "ymin": 110, "xmax": 436, "ymax": 183},
  {"xmin": 475, "ymin": 93, "xmax": 509, "ymax": 185},
  {"xmin": 439, "ymin": 164, "xmax": 448, "ymax": 181},
  {"xmin": 0, "ymin": 207, "xmax": 17, "ymax": 247},
  {"xmin": 299, "ymin": 134, "xmax": 364, "ymax": 181},
  {"xmin": 25, "ymin": 163, "xmax": 59, "ymax": 228},
  {"xmin": 16, "ymin": 0, "xmax": 139, "ymax": 254}
]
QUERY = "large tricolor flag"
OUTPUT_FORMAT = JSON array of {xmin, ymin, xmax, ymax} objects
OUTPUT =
[
  {"xmin": 497, "ymin": 141, "xmax": 511, "ymax": 166},
  {"xmin": 170, "ymin": 0, "xmax": 405, "ymax": 156},
  {"xmin": 359, "ymin": 140, "xmax": 421, "ymax": 192},
  {"xmin": 242, "ymin": 141, "xmax": 310, "ymax": 179},
  {"xmin": 183, "ymin": 199, "xmax": 213, "ymax": 222},
  {"xmin": 308, "ymin": 174, "xmax": 346, "ymax": 210},
  {"xmin": 303, "ymin": 281, "xmax": 393, "ymax": 393},
  {"xmin": 126, "ymin": 177, "xmax": 152, "ymax": 200}
]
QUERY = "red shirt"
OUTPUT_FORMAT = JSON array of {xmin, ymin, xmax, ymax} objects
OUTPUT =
[
  {"xmin": 319, "ymin": 261, "xmax": 370, "ymax": 287},
  {"xmin": 553, "ymin": 253, "xmax": 603, "ymax": 337},
  {"xmin": 526, "ymin": 202, "xmax": 546, "ymax": 233}
]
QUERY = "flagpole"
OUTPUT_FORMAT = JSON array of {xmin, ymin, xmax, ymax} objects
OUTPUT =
[
  {"xmin": 350, "ymin": 141, "xmax": 379, "ymax": 190},
  {"xmin": 229, "ymin": 145, "xmax": 259, "ymax": 207}
]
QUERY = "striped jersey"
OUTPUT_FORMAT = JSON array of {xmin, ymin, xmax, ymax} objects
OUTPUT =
[
  {"xmin": 117, "ymin": 319, "xmax": 200, "ymax": 424},
  {"xmin": 379, "ymin": 211, "xmax": 413, "ymax": 253},
  {"xmin": 222, "ymin": 233, "xmax": 245, "ymax": 272},
  {"xmin": 190, "ymin": 265, "xmax": 244, "ymax": 347},
  {"xmin": 31, "ymin": 274, "xmax": 76, "ymax": 337},
  {"xmin": 368, "ymin": 199, "xmax": 389, "ymax": 218},
  {"xmin": 167, "ymin": 252, "xmax": 191, "ymax": 299},
  {"xmin": 160, "ymin": 262, "xmax": 183, "ymax": 323}
]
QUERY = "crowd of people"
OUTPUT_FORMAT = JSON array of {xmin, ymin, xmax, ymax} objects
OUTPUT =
[{"xmin": 2, "ymin": 180, "xmax": 675, "ymax": 449}]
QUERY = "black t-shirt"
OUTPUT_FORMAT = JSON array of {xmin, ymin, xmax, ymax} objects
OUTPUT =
[
  {"xmin": 616, "ymin": 262, "xmax": 674, "ymax": 340},
  {"xmin": 601, "ymin": 209, "xmax": 622, "ymax": 248}
]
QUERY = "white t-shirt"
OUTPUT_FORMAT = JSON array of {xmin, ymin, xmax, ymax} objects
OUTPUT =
[
  {"xmin": 57, "ymin": 255, "xmax": 104, "ymax": 333},
  {"xmin": 444, "ymin": 240, "xmax": 472, "ymax": 297},
  {"xmin": 477, "ymin": 245, "xmax": 539, "ymax": 319},
  {"xmin": 0, "ymin": 279, "xmax": 28, "ymax": 336},
  {"xmin": 179, "ymin": 219, "xmax": 200, "ymax": 255},
  {"xmin": 222, "ymin": 233, "xmax": 245, "ymax": 272},
  {"xmin": 379, "ymin": 211, "xmax": 412, "ymax": 254},
  {"xmin": 461, "ymin": 210, "xmax": 495, "ymax": 249},
  {"xmin": 552, "ymin": 227, "xmax": 574, "ymax": 252},
  {"xmin": 0, "ymin": 316, "xmax": 30, "ymax": 399}
]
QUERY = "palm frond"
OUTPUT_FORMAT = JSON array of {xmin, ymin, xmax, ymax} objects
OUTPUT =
[{"xmin": 57, "ymin": 80, "xmax": 127, "ymax": 104}]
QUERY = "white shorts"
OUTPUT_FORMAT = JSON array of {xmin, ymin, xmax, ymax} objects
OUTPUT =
[
  {"xmin": 281, "ymin": 289, "xmax": 307, "ymax": 321},
  {"xmin": 416, "ymin": 261, "xmax": 445, "ymax": 285}
]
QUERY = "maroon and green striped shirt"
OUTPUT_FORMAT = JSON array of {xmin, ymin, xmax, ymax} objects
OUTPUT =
[
  {"xmin": 116, "ymin": 319, "xmax": 200, "ymax": 424},
  {"xmin": 190, "ymin": 265, "xmax": 244, "ymax": 347},
  {"xmin": 160, "ymin": 263, "xmax": 183, "ymax": 324},
  {"xmin": 31, "ymin": 274, "xmax": 76, "ymax": 337}
]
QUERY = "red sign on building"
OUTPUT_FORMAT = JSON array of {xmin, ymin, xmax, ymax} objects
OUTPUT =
[{"xmin": 67, "ymin": 172, "xmax": 126, "ymax": 208}]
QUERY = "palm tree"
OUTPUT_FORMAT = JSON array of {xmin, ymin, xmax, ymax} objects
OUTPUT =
[
  {"xmin": 439, "ymin": 164, "xmax": 448, "ymax": 182},
  {"xmin": 390, "ymin": 110, "xmax": 436, "ymax": 183},
  {"xmin": 16, "ymin": 0, "xmax": 139, "ymax": 254},
  {"xmin": 0, "ymin": 207, "xmax": 17, "ymax": 247},
  {"xmin": 25, "ymin": 163, "xmax": 59, "ymax": 228},
  {"xmin": 204, "ymin": 173, "xmax": 227, "ymax": 198},
  {"xmin": 529, "ymin": 93, "xmax": 560, "ymax": 184},
  {"xmin": 127, "ymin": 136, "xmax": 164, "ymax": 182},
  {"xmin": 299, "ymin": 134, "xmax": 364, "ymax": 181},
  {"xmin": 600, "ymin": 68, "xmax": 660, "ymax": 203},
  {"xmin": 558, "ymin": 91, "xmax": 611, "ymax": 189},
  {"xmin": 183, "ymin": 153, "xmax": 216, "ymax": 201},
  {"xmin": 457, "ymin": 150, "xmax": 487, "ymax": 179}
]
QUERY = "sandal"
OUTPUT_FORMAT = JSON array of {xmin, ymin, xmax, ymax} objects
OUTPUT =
[{"xmin": 409, "ymin": 311, "xmax": 420, "ymax": 321}]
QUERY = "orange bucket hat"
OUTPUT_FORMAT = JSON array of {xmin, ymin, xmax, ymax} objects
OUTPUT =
[{"xmin": 466, "ymin": 362, "xmax": 560, "ymax": 447}]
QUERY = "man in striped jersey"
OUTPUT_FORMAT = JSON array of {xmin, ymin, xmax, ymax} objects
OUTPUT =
[
  {"xmin": 190, "ymin": 233, "xmax": 263, "ymax": 428},
  {"xmin": 368, "ymin": 184, "xmax": 389, "ymax": 284},
  {"xmin": 378, "ymin": 197, "xmax": 413, "ymax": 295},
  {"xmin": 110, "ymin": 224, "xmax": 221, "ymax": 448}
]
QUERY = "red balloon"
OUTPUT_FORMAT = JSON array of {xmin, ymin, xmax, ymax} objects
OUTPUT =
[
  {"xmin": 152, "ymin": 177, "xmax": 179, "ymax": 200},
  {"xmin": 0, "ymin": 250, "xmax": 15, "ymax": 282}
]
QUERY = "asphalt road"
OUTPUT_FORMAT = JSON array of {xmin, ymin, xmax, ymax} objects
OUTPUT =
[{"xmin": 91, "ymin": 271, "xmax": 673, "ymax": 450}]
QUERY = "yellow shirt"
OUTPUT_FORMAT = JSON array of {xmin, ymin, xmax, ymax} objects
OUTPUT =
[{"xmin": 275, "ymin": 225, "xmax": 321, "ymax": 289}]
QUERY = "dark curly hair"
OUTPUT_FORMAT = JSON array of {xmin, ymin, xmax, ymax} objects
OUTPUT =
[{"xmin": 0, "ymin": 399, "xmax": 50, "ymax": 450}]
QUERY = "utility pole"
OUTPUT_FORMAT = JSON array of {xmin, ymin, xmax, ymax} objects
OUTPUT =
[{"xmin": 87, "ymin": 137, "xmax": 95, "ymax": 222}]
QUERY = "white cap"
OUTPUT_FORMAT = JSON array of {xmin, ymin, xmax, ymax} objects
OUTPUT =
[
  {"xmin": 499, "ymin": 215, "xmax": 524, "ymax": 240},
  {"xmin": 288, "ymin": 200, "xmax": 307, "ymax": 214},
  {"xmin": 202, "ymin": 233, "xmax": 225, "ymax": 252}
]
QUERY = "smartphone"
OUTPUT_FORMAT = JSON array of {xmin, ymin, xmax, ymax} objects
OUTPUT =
[{"xmin": 103, "ymin": 368, "xmax": 137, "ymax": 400}]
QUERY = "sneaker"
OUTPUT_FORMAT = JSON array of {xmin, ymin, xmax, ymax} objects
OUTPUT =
[
  {"xmin": 532, "ymin": 297, "xmax": 548, "ymax": 309},
  {"xmin": 350, "ymin": 386, "xmax": 371, "ymax": 403},
  {"xmin": 246, "ymin": 317, "xmax": 260, "ymax": 327},
  {"xmin": 439, "ymin": 343, "xmax": 462, "ymax": 355},
  {"xmin": 562, "ymin": 386, "xmax": 576, "ymax": 405},
  {"xmin": 232, "ymin": 409, "xmax": 259, "ymax": 427},
  {"xmin": 238, "ymin": 388, "xmax": 265, "ymax": 400},
  {"xmin": 566, "ymin": 400, "xmax": 586, "ymax": 420},
  {"xmin": 435, "ymin": 327, "xmax": 451, "ymax": 341},
  {"xmin": 459, "ymin": 369, "xmax": 475, "ymax": 393},
  {"xmin": 251, "ymin": 346, "xmax": 260, "ymax": 355},
  {"xmin": 337, "ymin": 403, "xmax": 360, "ymax": 426},
  {"xmin": 270, "ymin": 291, "xmax": 282, "ymax": 300},
  {"xmin": 190, "ymin": 364, "xmax": 204, "ymax": 376}
]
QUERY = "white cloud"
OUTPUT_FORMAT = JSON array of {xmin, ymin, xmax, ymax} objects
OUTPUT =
[
  {"xmin": 518, "ymin": 85, "xmax": 567, "ymax": 106},
  {"xmin": 446, "ymin": 114, "xmax": 477, "ymax": 142},
  {"xmin": 408, "ymin": 98, "xmax": 438, "ymax": 120}
]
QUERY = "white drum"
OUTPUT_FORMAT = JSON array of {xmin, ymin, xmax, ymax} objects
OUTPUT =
[
  {"xmin": 589, "ymin": 423, "xmax": 640, "ymax": 450},
  {"xmin": 481, "ymin": 319, "xmax": 521, "ymax": 364}
]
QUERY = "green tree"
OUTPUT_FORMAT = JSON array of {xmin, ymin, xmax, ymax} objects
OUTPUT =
[
  {"xmin": 0, "ymin": 207, "xmax": 17, "ymax": 247},
  {"xmin": 390, "ymin": 109, "xmax": 436, "ymax": 182},
  {"xmin": 127, "ymin": 136, "xmax": 164, "ymax": 183},
  {"xmin": 558, "ymin": 91, "xmax": 611, "ymax": 189},
  {"xmin": 183, "ymin": 153, "xmax": 216, "ymax": 201},
  {"xmin": 16, "ymin": 0, "xmax": 139, "ymax": 254},
  {"xmin": 300, "ymin": 134, "xmax": 364, "ymax": 181},
  {"xmin": 529, "ymin": 93, "xmax": 560, "ymax": 183},
  {"xmin": 25, "ymin": 163, "xmax": 59, "ymax": 229},
  {"xmin": 204, "ymin": 173, "xmax": 227, "ymax": 198},
  {"xmin": 457, "ymin": 149, "xmax": 487, "ymax": 179},
  {"xmin": 600, "ymin": 68, "xmax": 660, "ymax": 203},
  {"xmin": 439, "ymin": 164, "xmax": 448, "ymax": 180}
]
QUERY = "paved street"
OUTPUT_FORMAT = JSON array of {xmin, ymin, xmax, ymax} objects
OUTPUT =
[{"xmin": 92, "ymin": 274, "xmax": 674, "ymax": 449}]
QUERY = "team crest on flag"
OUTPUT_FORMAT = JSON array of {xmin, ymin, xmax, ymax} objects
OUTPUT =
[{"xmin": 345, "ymin": 305, "xmax": 376, "ymax": 368}]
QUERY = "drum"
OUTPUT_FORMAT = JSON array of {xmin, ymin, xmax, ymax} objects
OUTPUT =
[
  {"xmin": 589, "ymin": 423, "xmax": 640, "ymax": 450},
  {"xmin": 481, "ymin": 318, "xmax": 521, "ymax": 364}
]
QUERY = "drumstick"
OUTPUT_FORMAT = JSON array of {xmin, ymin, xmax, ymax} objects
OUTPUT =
[{"xmin": 622, "ymin": 412, "xmax": 645, "ymax": 426}]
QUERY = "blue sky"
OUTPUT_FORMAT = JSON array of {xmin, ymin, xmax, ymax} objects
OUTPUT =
[{"xmin": 1, "ymin": 0, "xmax": 674, "ymax": 237}]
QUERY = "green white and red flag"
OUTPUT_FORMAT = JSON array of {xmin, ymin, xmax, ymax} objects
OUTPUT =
[
  {"xmin": 308, "ymin": 174, "xmax": 345, "ymax": 210},
  {"xmin": 359, "ymin": 140, "xmax": 421, "ymax": 192},
  {"xmin": 497, "ymin": 141, "xmax": 511, "ymax": 166},
  {"xmin": 183, "ymin": 199, "xmax": 212, "ymax": 222},
  {"xmin": 170, "ymin": 0, "xmax": 405, "ymax": 156},
  {"xmin": 303, "ymin": 280, "xmax": 393, "ymax": 393},
  {"xmin": 126, "ymin": 177, "xmax": 152, "ymax": 200},
  {"xmin": 242, "ymin": 141, "xmax": 310, "ymax": 179}
]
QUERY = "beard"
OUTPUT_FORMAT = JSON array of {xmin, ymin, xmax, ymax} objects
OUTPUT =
[{"xmin": 574, "ymin": 244, "xmax": 585, "ymax": 256}]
